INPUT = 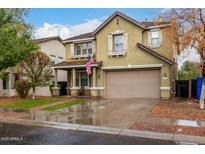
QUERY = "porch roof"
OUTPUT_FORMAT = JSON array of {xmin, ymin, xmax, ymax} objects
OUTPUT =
[{"xmin": 51, "ymin": 60, "xmax": 102, "ymax": 69}]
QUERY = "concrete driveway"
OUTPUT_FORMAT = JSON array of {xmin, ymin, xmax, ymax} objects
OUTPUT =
[{"xmin": 31, "ymin": 98, "xmax": 158, "ymax": 129}]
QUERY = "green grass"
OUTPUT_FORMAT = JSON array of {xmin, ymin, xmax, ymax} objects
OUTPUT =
[
  {"xmin": 0, "ymin": 98, "xmax": 65, "ymax": 110},
  {"xmin": 43, "ymin": 99, "xmax": 84, "ymax": 111}
]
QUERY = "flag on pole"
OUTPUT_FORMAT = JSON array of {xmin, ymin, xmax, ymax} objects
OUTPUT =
[{"xmin": 86, "ymin": 55, "xmax": 93, "ymax": 76}]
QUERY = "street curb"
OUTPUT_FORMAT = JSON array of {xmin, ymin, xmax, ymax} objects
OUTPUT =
[
  {"xmin": 0, "ymin": 118, "xmax": 81, "ymax": 130},
  {"xmin": 1, "ymin": 118, "xmax": 205, "ymax": 144},
  {"xmin": 173, "ymin": 134, "xmax": 205, "ymax": 144},
  {"xmin": 120, "ymin": 129, "xmax": 174, "ymax": 141},
  {"xmin": 79, "ymin": 125, "xmax": 121, "ymax": 135}
]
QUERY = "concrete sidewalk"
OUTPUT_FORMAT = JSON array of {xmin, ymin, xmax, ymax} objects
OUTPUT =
[{"xmin": 0, "ymin": 117, "xmax": 204, "ymax": 144}]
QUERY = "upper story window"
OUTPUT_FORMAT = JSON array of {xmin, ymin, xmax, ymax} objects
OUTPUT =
[
  {"xmin": 113, "ymin": 34, "xmax": 123, "ymax": 53},
  {"xmin": 74, "ymin": 42, "xmax": 92, "ymax": 56},
  {"xmin": 50, "ymin": 55, "xmax": 56, "ymax": 65},
  {"xmin": 108, "ymin": 31, "xmax": 128, "ymax": 57},
  {"xmin": 50, "ymin": 55, "xmax": 63, "ymax": 64},
  {"xmin": 150, "ymin": 30, "xmax": 161, "ymax": 48}
]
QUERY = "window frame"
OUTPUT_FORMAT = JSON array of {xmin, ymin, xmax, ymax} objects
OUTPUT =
[
  {"xmin": 75, "ymin": 71, "xmax": 89, "ymax": 87},
  {"xmin": 113, "ymin": 34, "xmax": 124, "ymax": 53},
  {"xmin": 50, "ymin": 55, "xmax": 56, "ymax": 65},
  {"xmin": 150, "ymin": 30, "xmax": 160, "ymax": 48},
  {"xmin": 74, "ymin": 42, "xmax": 92, "ymax": 57}
]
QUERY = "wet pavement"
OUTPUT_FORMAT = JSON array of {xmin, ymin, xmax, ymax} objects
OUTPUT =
[
  {"xmin": 1, "ymin": 98, "xmax": 205, "ymax": 129},
  {"xmin": 0, "ymin": 122, "xmax": 176, "ymax": 145},
  {"xmin": 28, "ymin": 98, "xmax": 158, "ymax": 128},
  {"xmin": 0, "ymin": 98, "xmax": 157, "ymax": 128}
]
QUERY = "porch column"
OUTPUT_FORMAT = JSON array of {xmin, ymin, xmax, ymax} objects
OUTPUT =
[
  {"xmin": 91, "ymin": 67, "xmax": 98, "ymax": 97},
  {"xmin": 54, "ymin": 69, "xmax": 58, "ymax": 87},
  {"xmin": 72, "ymin": 68, "xmax": 76, "ymax": 87},
  {"xmin": 8, "ymin": 73, "xmax": 12, "ymax": 97},
  {"xmin": 52, "ymin": 69, "xmax": 60, "ymax": 96},
  {"xmin": 92, "ymin": 67, "xmax": 97, "ymax": 87},
  {"xmin": 71, "ymin": 68, "xmax": 78, "ymax": 96}
]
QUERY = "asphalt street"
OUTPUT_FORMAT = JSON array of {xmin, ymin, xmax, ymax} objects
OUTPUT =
[{"xmin": 0, "ymin": 122, "xmax": 176, "ymax": 145}]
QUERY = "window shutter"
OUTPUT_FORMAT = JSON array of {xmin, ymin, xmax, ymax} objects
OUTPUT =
[
  {"xmin": 148, "ymin": 31, "xmax": 151, "ymax": 47},
  {"xmin": 92, "ymin": 41, "xmax": 96, "ymax": 54},
  {"xmin": 70, "ymin": 43, "xmax": 74, "ymax": 57},
  {"xmin": 159, "ymin": 30, "xmax": 163, "ymax": 45},
  {"xmin": 108, "ymin": 34, "xmax": 113, "ymax": 52},
  {"xmin": 123, "ymin": 32, "xmax": 128, "ymax": 51}
]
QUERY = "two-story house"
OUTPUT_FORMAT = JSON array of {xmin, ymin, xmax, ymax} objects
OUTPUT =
[
  {"xmin": 52, "ymin": 11, "xmax": 177, "ymax": 99},
  {"xmin": 0, "ymin": 36, "xmax": 67, "ymax": 97}
]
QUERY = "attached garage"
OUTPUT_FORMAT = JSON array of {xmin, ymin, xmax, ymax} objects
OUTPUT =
[{"xmin": 106, "ymin": 70, "xmax": 160, "ymax": 98}]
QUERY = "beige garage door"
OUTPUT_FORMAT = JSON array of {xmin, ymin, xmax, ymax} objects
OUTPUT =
[{"xmin": 106, "ymin": 70, "xmax": 160, "ymax": 98}]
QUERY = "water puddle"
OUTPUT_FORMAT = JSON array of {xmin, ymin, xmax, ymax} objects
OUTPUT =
[{"xmin": 176, "ymin": 119, "xmax": 205, "ymax": 127}]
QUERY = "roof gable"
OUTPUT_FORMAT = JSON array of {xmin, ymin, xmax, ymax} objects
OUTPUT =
[{"xmin": 93, "ymin": 11, "xmax": 145, "ymax": 35}]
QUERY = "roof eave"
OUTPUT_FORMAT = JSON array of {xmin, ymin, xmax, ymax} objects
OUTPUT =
[
  {"xmin": 145, "ymin": 24, "xmax": 172, "ymax": 29},
  {"xmin": 62, "ymin": 37, "xmax": 95, "ymax": 44},
  {"xmin": 93, "ymin": 11, "xmax": 145, "ymax": 35},
  {"xmin": 137, "ymin": 43, "xmax": 173, "ymax": 65}
]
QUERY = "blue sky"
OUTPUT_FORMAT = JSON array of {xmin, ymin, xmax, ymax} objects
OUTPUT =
[
  {"xmin": 27, "ymin": 8, "xmax": 164, "ymax": 40},
  {"xmin": 26, "ymin": 8, "xmax": 163, "ymax": 28}
]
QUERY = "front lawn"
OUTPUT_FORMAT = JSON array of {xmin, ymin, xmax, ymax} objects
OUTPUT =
[
  {"xmin": 43, "ymin": 99, "xmax": 84, "ymax": 111},
  {"xmin": 0, "ymin": 98, "xmax": 65, "ymax": 110}
]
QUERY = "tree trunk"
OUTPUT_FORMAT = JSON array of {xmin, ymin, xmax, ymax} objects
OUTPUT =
[{"xmin": 32, "ymin": 87, "xmax": 35, "ymax": 100}]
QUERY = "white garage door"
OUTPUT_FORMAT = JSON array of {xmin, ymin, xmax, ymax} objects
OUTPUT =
[{"xmin": 106, "ymin": 70, "xmax": 160, "ymax": 98}]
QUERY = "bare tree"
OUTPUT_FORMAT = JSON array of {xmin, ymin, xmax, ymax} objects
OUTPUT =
[
  {"xmin": 159, "ymin": 8, "xmax": 205, "ymax": 109},
  {"xmin": 19, "ymin": 51, "xmax": 52, "ymax": 100}
]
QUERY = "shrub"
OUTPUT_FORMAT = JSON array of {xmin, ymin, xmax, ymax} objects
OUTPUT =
[{"xmin": 15, "ymin": 80, "xmax": 31, "ymax": 98}]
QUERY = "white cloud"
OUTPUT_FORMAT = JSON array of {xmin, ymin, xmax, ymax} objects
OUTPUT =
[
  {"xmin": 34, "ymin": 17, "xmax": 105, "ymax": 40},
  {"xmin": 177, "ymin": 47, "xmax": 201, "ymax": 69},
  {"xmin": 160, "ymin": 8, "xmax": 171, "ymax": 13}
]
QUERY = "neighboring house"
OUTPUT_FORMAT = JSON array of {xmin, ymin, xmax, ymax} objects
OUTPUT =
[
  {"xmin": 0, "ymin": 36, "xmax": 67, "ymax": 97},
  {"xmin": 52, "ymin": 11, "xmax": 177, "ymax": 99}
]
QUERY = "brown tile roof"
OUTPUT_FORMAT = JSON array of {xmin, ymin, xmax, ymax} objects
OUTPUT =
[
  {"xmin": 137, "ymin": 43, "xmax": 173, "ymax": 65},
  {"xmin": 52, "ymin": 60, "xmax": 102, "ymax": 68},
  {"xmin": 63, "ymin": 32, "xmax": 93, "ymax": 42},
  {"xmin": 141, "ymin": 21, "xmax": 171, "ymax": 28},
  {"xmin": 34, "ymin": 36, "xmax": 62, "ymax": 43}
]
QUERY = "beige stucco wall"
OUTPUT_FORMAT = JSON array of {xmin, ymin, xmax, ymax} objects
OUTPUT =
[
  {"xmin": 65, "ymin": 43, "xmax": 71, "ymax": 61},
  {"xmin": 142, "ymin": 28, "xmax": 173, "ymax": 60},
  {"xmin": 38, "ymin": 40, "xmax": 67, "ymax": 82}
]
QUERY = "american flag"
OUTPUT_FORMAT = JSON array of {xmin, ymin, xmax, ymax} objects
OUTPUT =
[{"xmin": 86, "ymin": 55, "xmax": 93, "ymax": 76}]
